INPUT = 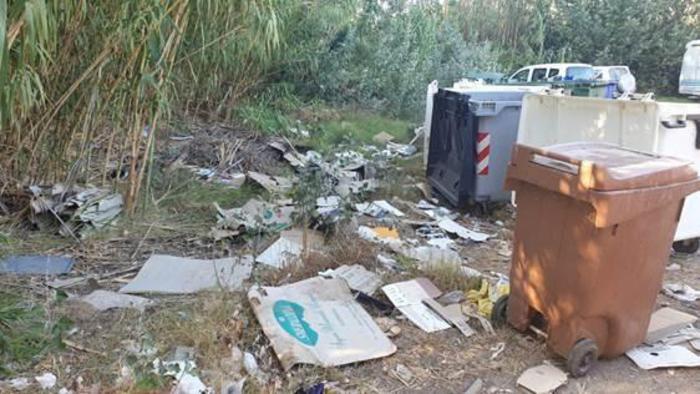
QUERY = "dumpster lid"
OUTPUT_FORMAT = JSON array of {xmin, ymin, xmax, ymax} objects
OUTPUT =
[{"xmin": 535, "ymin": 142, "xmax": 697, "ymax": 191}]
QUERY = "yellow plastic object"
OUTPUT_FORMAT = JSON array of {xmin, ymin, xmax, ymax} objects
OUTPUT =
[{"xmin": 467, "ymin": 278, "xmax": 510, "ymax": 316}]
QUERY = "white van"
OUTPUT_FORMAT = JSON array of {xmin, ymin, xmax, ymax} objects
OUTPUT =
[
  {"xmin": 507, "ymin": 63, "xmax": 595, "ymax": 83},
  {"xmin": 680, "ymin": 40, "xmax": 700, "ymax": 96}
]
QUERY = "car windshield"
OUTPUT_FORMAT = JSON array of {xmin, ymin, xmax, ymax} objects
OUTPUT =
[{"xmin": 565, "ymin": 66, "xmax": 595, "ymax": 81}]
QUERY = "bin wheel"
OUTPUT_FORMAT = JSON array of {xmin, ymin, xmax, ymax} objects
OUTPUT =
[
  {"xmin": 567, "ymin": 339, "xmax": 598, "ymax": 378},
  {"xmin": 491, "ymin": 294, "xmax": 509, "ymax": 328},
  {"xmin": 673, "ymin": 238, "xmax": 700, "ymax": 254}
]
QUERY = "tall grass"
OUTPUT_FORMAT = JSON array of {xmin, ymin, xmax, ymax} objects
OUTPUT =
[{"xmin": 0, "ymin": 0, "xmax": 321, "ymax": 212}]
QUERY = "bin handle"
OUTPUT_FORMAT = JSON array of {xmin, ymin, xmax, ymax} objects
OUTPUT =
[
  {"xmin": 695, "ymin": 120, "xmax": 700, "ymax": 150},
  {"xmin": 530, "ymin": 154, "xmax": 580, "ymax": 175},
  {"xmin": 662, "ymin": 119, "xmax": 687, "ymax": 129}
]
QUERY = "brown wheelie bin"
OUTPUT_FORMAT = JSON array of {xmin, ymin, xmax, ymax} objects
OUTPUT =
[{"xmin": 493, "ymin": 142, "xmax": 700, "ymax": 377}]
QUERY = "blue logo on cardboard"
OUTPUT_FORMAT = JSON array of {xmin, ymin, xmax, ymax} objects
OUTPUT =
[{"xmin": 273, "ymin": 300, "xmax": 318, "ymax": 346}]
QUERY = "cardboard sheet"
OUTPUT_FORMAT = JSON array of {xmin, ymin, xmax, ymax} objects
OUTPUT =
[
  {"xmin": 319, "ymin": 264, "xmax": 383, "ymax": 295},
  {"xmin": 120, "ymin": 254, "xmax": 253, "ymax": 294},
  {"xmin": 382, "ymin": 278, "xmax": 450, "ymax": 332},
  {"xmin": 248, "ymin": 277, "xmax": 396, "ymax": 370},
  {"xmin": 626, "ymin": 345, "xmax": 700, "ymax": 369}
]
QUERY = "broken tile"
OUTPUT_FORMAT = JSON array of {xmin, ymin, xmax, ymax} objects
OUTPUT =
[
  {"xmin": 645, "ymin": 307, "xmax": 698, "ymax": 344},
  {"xmin": 0, "ymin": 255, "xmax": 74, "ymax": 275},
  {"xmin": 75, "ymin": 290, "xmax": 154, "ymax": 312},
  {"xmin": 119, "ymin": 254, "xmax": 253, "ymax": 294},
  {"xmin": 516, "ymin": 364, "xmax": 567, "ymax": 394}
]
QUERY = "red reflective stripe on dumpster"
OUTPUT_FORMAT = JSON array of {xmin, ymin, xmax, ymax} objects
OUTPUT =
[{"xmin": 477, "ymin": 132, "xmax": 490, "ymax": 175}]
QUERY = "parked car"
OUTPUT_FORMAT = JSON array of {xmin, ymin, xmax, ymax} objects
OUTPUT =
[
  {"xmin": 593, "ymin": 65, "xmax": 636, "ymax": 96},
  {"xmin": 507, "ymin": 63, "xmax": 595, "ymax": 83},
  {"xmin": 680, "ymin": 40, "xmax": 700, "ymax": 97}
]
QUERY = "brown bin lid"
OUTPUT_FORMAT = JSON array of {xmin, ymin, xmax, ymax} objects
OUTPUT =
[{"xmin": 536, "ymin": 142, "xmax": 697, "ymax": 191}]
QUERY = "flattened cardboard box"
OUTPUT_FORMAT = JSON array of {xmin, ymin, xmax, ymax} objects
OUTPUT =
[{"xmin": 248, "ymin": 277, "xmax": 396, "ymax": 370}]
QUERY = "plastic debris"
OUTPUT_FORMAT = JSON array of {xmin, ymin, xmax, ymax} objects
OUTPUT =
[
  {"xmin": 382, "ymin": 278, "xmax": 450, "ymax": 332},
  {"xmin": 358, "ymin": 226, "xmax": 400, "ymax": 244},
  {"xmin": 663, "ymin": 282, "xmax": 700, "ymax": 302},
  {"xmin": 386, "ymin": 142, "xmax": 417, "ymax": 156},
  {"xmin": 0, "ymin": 255, "xmax": 74, "ymax": 275},
  {"xmin": 35, "ymin": 372, "xmax": 57, "ymax": 390},
  {"xmin": 437, "ymin": 218, "xmax": 489, "ymax": 242},
  {"xmin": 248, "ymin": 277, "xmax": 396, "ymax": 370},
  {"xmin": 255, "ymin": 229, "xmax": 324, "ymax": 268},
  {"xmin": 9, "ymin": 377, "xmax": 30, "ymax": 390},
  {"xmin": 467, "ymin": 277, "xmax": 510, "ymax": 317},
  {"xmin": 437, "ymin": 290, "xmax": 466, "ymax": 305},
  {"xmin": 120, "ymin": 254, "xmax": 253, "ymax": 294},
  {"xmin": 74, "ymin": 290, "xmax": 154, "ymax": 312},
  {"xmin": 516, "ymin": 364, "xmax": 567, "ymax": 394},
  {"xmin": 355, "ymin": 200, "xmax": 405, "ymax": 217}
]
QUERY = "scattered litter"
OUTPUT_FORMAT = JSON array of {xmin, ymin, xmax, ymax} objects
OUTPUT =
[
  {"xmin": 392, "ymin": 363, "xmax": 416, "ymax": 386},
  {"xmin": 377, "ymin": 254, "xmax": 400, "ymax": 271},
  {"xmin": 35, "ymin": 372, "xmax": 57, "ymax": 390},
  {"xmin": 438, "ymin": 218, "xmax": 489, "ymax": 242},
  {"xmin": 402, "ymin": 246, "xmax": 462, "ymax": 266},
  {"xmin": 47, "ymin": 276, "xmax": 86, "ymax": 289},
  {"xmin": 386, "ymin": 141, "xmax": 417, "ymax": 157},
  {"xmin": 27, "ymin": 185, "xmax": 123, "ymax": 236},
  {"xmin": 437, "ymin": 290, "xmax": 465, "ymax": 305},
  {"xmin": 256, "ymin": 229, "xmax": 324, "ymax": 268},
  {"xmin": 692, "ymin": 339, "xmax": 700, "ymax": 351},
  {"xmin": 423, "ymin": 298, "xmax": 475, "ymax": 337},
  {"xmin": 173, "ymin": 374, "xmax": 210, "ymax": 394},
  {"xmin": 464, "ymin": 378, "xmax": 484, "ymax": 394},
  {"xmin": 626, "ymin": 345, "xmax": 700, "ymax": 369},
  {"xmin": 467, "ymin": 278, "xmax": 510, "ymax": 316},
  {"xmin": 169, "ymin": 134, "xmax": 194, "ymax": 141},
  {"xmin": 316, "ymin": 196, "xmax": 342, "ymax": 217},
  {"xmin": 659, "ymin": 326, "xmax": 700, "ymax": 346},
  {"xmin": 663, "ymin": 282, "xmax": 700, "ymax": 302},
  {"xmin": 358, "ymin": 226, "xmax": 400, "ymax": 244},
  {"xmin": 489, "ymin": 342, "xmax": 506, "ymax": 360},
  {"xmin": 375, "ymin": 317, "xmax": 402, "ymax": 338},
  {"xmin": 516, "ymin": 364, "xmax": 567, "ymax": 394},
  {"xmin": 427, "ymin": 237, "xmax": 455, "ymax": 250},
  {"xmin": 666, "ymin": 263, "xmax": 681, "ymax": 271},
  {"xmin": 373, "ymin": 132, "xmax": 395, "ymax": 144},
  {"xmin": 222, "ymin": 378, "xmax": 246, "ymax": 394},
  {"xmin": 215, "ymin": 198, "xmax": 295, "ymax": 233},
  {"xmin": 9, "ymin": 377, "xmax": 30, "ymax": 390},
  {"xmin": 74, "ymin": 290, "xmax": 154, "ymax": 312},
  {"xmin": 355, "ymin": 200, "xmax": 405, "ymax": 218},
  {"xmin": 248, "ymin": 277, "xmax": 396, "ymax": 370},
  {"xmin": 0, "ymin": 255, "xmax": 74, "ymax": 275},
  {"xmin": 243, "ymin": 352, "xmax": 264, "ymax": 381},
  {"xmin": 645, "ymin": 307, "xmax": 698, "ymax": 344},
  {"xmin": 319, "ymin": 264, "xmax": 383, "ymax": 295},
  {"xmin": 335, "ymin": 179, "xmax": 378, "ymax": 197},
  {"xmin": 247, "ymin": 171, "xmax": 294, "ymax": 194},
  {"xmin": 382, "ymin": 278, "xmax": 450, "ymax": 333},
  {"xmin": 120, "ymin": 254, "xmax": 253, "ymax": 294}
]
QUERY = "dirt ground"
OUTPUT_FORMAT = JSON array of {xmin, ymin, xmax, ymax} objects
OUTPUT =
[{"xmin": 2, "ymin": 123, "xmax": 700, "ymax": 394}]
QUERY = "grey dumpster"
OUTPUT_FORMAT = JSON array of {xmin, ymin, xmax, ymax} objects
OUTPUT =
[{"xmin": 426, "ymin": 86, "xmax": 543, "ymax": 207}]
